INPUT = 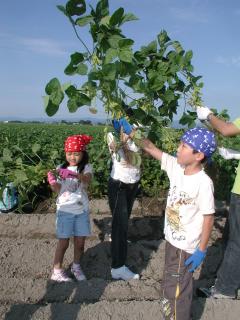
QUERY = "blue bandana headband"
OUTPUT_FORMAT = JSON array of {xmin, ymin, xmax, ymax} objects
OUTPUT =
[{"xmin": 181, "ymin": 127, "xmax": 216, "ymax": 158}]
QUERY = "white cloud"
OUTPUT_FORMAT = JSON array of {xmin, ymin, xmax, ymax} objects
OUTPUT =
[
  {"xmin": 0, "ymin": 33, "xmax": 70, "ymax": 56},
  {"xmin": 19, "ymin": 37, "xmax": 67, "ymax": 56},
  {"xmin": 169, "ymin": 2, "xmax": 208, "ymax": 24},
  {"xmin": 215, "ymin": 55, "xmax": 240, "ymax": 67}
]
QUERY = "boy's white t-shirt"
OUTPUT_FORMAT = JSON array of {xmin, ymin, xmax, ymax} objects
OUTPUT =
[
  {"xmin": 56, "ymin": 164, "xmax": 93, "ymax": 214},
  {"xmin": 161, "ymin": 153, "xmax": 215, "ymax": 254},
  {"xmin": 107, "ymin": 132, "xmax": 140, "ymax": 184}
]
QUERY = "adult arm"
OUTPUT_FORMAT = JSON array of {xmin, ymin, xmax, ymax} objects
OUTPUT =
[
  {"xmin": 208, "ymin": 114, "xmax": 240, "ymax": 137},
  {"xmin": 197, "ymin": 106, "xmax": 240, "ymax": 136}
]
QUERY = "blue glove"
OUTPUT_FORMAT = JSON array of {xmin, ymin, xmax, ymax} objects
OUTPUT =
[
  {"xmin": 112, "ymin": 117, "xmax": 132, "ymax": 135},
  {"xmin": 184, "ymin": 248, "xmax": 206, "ymax": 272}
]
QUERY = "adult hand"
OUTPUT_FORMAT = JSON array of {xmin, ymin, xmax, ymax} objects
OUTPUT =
[
  {"xmin": 196, "ymin": 106, "xmax": 213, "ymax": 121},
  {"xmin": 218, "ymin": 147, "xmax": 240, "ymax": 160},
  {"xmin": 47, "ymin": 171, "xmax": 57, "ymax": 185},
  {"xmin": 58, "ymin": 168, "xmax": 78, "ymax": 179},
  {"xmin": 112, "ymin": 117, "xmax": 132, "ymax": 135},
  {"xmin": 185, "ymin": 248, "xmax": 207, "ymax": 272}
]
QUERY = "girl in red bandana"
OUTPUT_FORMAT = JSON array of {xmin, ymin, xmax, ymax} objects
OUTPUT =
[{"xmin": 47, "ymin": 134, "xmax": 93, "ymax": 282}]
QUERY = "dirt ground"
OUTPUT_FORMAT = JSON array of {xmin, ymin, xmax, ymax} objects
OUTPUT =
[{"xmin": 0, "ymin": 198, "xmax": 239, "ymax": 320}]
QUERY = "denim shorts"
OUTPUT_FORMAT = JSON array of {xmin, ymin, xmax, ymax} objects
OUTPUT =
[{"xmin": 56, "ymin": 211, "xmax": 91, "ymax": 239}]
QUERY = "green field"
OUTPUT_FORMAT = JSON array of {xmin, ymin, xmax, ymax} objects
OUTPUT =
[{"xmin": 0, "ymin": 122, "xmax": 239, "ymax": 211}]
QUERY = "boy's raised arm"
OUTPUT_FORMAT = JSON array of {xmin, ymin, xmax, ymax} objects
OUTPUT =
[{"xmin": 141, "ymin": 138, "xmax": 163, "ymax": 161}]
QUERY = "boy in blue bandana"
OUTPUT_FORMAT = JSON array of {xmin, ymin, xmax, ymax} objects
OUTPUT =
[{"xmin": 141, "ymin": 127, "xmax": 217, "ymax": 320}]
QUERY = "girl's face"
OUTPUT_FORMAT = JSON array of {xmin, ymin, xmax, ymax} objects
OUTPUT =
[{"xmin": 65, "ymin": 151, "xmax": 83, "ymax": 166}]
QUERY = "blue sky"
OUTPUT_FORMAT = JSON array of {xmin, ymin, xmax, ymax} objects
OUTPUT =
[{"xmin": 0, "ymin": 0, "xmax": 239, "ymax": 121}]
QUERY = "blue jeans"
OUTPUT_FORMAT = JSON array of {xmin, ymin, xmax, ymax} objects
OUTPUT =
[{"xmin": 215, "ymin": 193, "xmax": 240, "ymax": 296}]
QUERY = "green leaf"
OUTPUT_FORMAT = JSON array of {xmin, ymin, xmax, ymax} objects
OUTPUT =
[
  {"xmin": 2, "ymin": 148, "xmax": 12, "ymax": 162},
  {"xmin": 184, "ymin": 50, "xmax": 193, "ymax": 62},
  {"xmin": 140, "ymin": 41, "xmax": 157, "ymax": 55},
  {"xmin": 109, "ymin": 7, "xmax": 124, "ymax": 26},
  {"xmin": 66, "ymin": 0, "xmax": 86, "ymax": 16},
  {"xmin": 164, "ymin": 90, "xmax": 175, "ymax": 103},
  {"xmin": 99, "ymin": 15, "xmax": 111, "ymax": 26},
  {"xmin": 65, "ymin": 85, "xmax": 77, "ymax": 98},
  {"xmin": 45, "ymin": 78, "xmax": 64, "ymax": 108},
  {"xmin": 121, "ymin": 13, "xmax": 138, "ymax": 24},
  {"xmin": 179, "ymin": 111, "xmax": 196, "ymax": 127},
  {"xmin": 67, "ymin": 92, "xmax": 91, "ymax": 112},
  {"xmin": 50, "ymin": 88, "xmax": 64, "ymax": 106},
  {"xmin": 118, "ymin": 38, "xmax": 134, "ymax": 48},
  {"xmin": 14, "ymin": 170, "xmax": 28, "ymax": 183},
  {"xmin": 157, "ymin": 61, "xmax": 168, "ymax": 74},
  {"xmin": 76, "ymin": 63, "xmax": 88, "ymax": 75},
  {"xmin": 78, "ymin": 93, "xmax": 91, "ymax": 106},
  {"xmin": 32, "ymin": 144, "xmax": 41, "ymax": 153},
  {"xmin": 96, "ymin": 0, "xmax": 109, "ymax": 18},
  {"xmin": 76, "ymin": 15, "xmax": 94, "ymax": 26},
  {"xmin": 102, "ymin": 63, "xmax": 116, "ymax": 80},
  {"xmin": 70, "ymin": 52, "xmax": 85, "ymax": 64},
  {"xmin": 45, "ymin": 78, "xmax": 62, "ymax": 95},
  {"xmin": 172, "ymin": 41, "xmax": 184, "ymax": 54},
  {"xmin": 119, "ymin": 48, "xmax": 133, "ymax": 63},
  {"xmin": 64, "ymin": 64, "xmax": 77, "ymax": 75},
  {"xmin": 45, "ymin": 99, "xmax": 60, "ymax": 117},
  {"xmin": 67, "ymin": 97, "xmax": 80, "ymax": 112},
  {"xmin": 147, "ymin": 40, "xmax": 157, "ymax": 53},
  {"xmin": 157, "ymin": 30, "xmax": 170, "ymax": 46},
  {"xmin": 64, "ymin": 52, "xmax": 85, "ymax": 75},
  {"xmin": 108, "ymin": 35, "xmax": 123, "ymax": 48},
  {"xmin": 16, "ymin": 158, "xmax": 23, "ymax": 166},
  {"xmin": 105, "ymin": 48, "xmax": 118, "ymax": 63},
  {"xmin": 88, "ymin": 70, "xmax": 101, "ymax": 80},
  {"xmin": 57, "ymin": 5, "xmax": 68, "ymax": 16}
]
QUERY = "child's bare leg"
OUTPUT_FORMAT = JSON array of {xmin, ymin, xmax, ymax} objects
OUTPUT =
[
  {"xmin": 71, "ymin": 236, "xmax": 86, "ymax": 281},
  {"xmin": 73, "ymin": 236, "xmax": 85, "ymax": 263},
  {"xmin": 53, "ymin": 238, "xmax": 69, "ymax": 269}
]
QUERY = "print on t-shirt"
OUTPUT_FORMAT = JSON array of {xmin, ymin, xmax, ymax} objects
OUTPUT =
[{"xmin": 166, "ymin": 186, "xmax": 195, "ymax": 241}]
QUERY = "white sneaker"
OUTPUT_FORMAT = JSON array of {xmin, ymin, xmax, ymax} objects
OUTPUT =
[
  {"xmin": 111, "ymin": 265, "xmax": 140, "ymax": 280},
  {"xmin": 71, "ymin": 265, "xmax": 86, "ymax": 281},
  {"xmin": 51, "ymin": 270, "xmax": 72, "ymax": 282}
]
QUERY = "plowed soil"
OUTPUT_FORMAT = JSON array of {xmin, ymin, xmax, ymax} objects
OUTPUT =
[{"xmin": 0, "ymin": 198, "xmax": 239, "ymax": 320}]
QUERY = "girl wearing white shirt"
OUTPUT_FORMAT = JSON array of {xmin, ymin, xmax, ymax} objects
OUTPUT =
[
  {"xmin": 47, "ymin": 134, "xmax": 93, "ymax": 282},
  {"xmin": 107, "ymin": 119, "xmax": 140, "ymax": 281}
]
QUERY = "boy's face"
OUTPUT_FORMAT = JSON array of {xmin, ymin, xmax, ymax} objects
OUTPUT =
[
  {"xmin": 177, "ymin": 141, "xmax": 204, "ymax": 166},
  {"xmin": 65, "ymin": 151, "xmax": 83, "ymax": 166}
]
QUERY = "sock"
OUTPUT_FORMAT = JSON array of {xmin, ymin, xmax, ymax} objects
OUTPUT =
[
  {"xmin": 53, "ymin": 268, "xmax": 62, "ymax": 274},
  {"xmin": 72, "ymin": 262, "xmax": 80, "ymax": 270}
]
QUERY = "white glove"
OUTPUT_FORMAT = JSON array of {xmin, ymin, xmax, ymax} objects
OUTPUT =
[
  {"xmin": 196, "ymin": 106, "xmax": 213, "ymax": 121},
  {"xmin": 218, "ymin": 147, "xmax": 240, "ymax": 160}
]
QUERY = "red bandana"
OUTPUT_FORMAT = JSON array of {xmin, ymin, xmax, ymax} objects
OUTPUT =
[{"xmin": 64, "ymin": 135, "xmax": 93, "ymax": 152}]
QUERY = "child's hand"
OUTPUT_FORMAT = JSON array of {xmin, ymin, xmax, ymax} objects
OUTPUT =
[
  {"xmin": 47, "ymin": 171, "xmax": 57, "ymax": 185},
  {"xmin": 58, "ymin": 168, "xmax": 78, "ymax": 179},
  {"xmin": 184, "ymin": 248, "xmax": 207, "ymax": 272}
]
